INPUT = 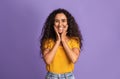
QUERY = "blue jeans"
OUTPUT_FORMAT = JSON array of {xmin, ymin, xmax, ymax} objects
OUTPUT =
[{"xmin": 45, "ymin": 72, "xmax": 75, "ymax": 79}]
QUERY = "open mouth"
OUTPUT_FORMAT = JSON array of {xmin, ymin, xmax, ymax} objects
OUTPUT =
[
  {"xmin": 58, "ymin": 27, "xmax": 63, "ymax": 33},
  {"xmin": 59, "ymin": 27, "xmax": 63, "ymax": 30}
]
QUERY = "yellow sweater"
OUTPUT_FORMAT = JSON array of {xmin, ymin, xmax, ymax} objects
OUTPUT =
[{"xmin": 43, "ymin": 38, "xmax": 80, "ymax": 74}]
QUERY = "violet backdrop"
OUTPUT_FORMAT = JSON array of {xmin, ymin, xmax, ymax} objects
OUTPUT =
[{"xmin": 0, "ymin": 0, "xmax": 120, "ymax": 79}]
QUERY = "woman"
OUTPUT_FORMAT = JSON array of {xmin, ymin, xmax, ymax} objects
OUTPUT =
[{"xmin": 40, "ymin": 8, "xmax": 83, "ymax": 79}]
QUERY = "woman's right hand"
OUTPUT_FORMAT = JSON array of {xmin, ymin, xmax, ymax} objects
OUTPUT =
[{"xmin": 54, "ymin": 26, "xmax": 61, "ymax": 43}]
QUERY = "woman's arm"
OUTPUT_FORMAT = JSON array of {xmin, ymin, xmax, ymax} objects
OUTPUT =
[
  {"xmin": 62, "ymin": 39, "xmax": 80, "ymax": 63},
  {"xmin": 42, "ymin": 41, "xmax": 60, "ymax": 65},
  {"xmin": 43, "ymin": 26, "xmax": 61, "ymax": 65},
  {"xmin": 61, "ymin": 28, "xmax": 80, "ymax": 63}
]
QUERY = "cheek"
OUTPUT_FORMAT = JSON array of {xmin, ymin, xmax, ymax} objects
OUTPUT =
[
  {"xmin": 54, "ymin": 22, "xmax": 58, "ymax": 26},
  {"xmin": 66, "ymin": 27, "xmax": 68, "ymax": 31},
  {"xmin": 54, "ymin": 25, "xmax": 59, "ymax": 30},
  {"xmin": 63, "ymin": 22, "xmax": 67, "ymax": 26},
  {"xmin": 64, "ymin": 25, "xmax": 68, "ymax": 30}
]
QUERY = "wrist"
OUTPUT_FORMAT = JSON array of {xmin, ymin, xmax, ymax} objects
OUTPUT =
[
  {"xmin": 61, "ymin": 39, "xmax": 66, "ymax": 43},
  {"xmin": 56, "ymin": 40, "xmax": 61, "ymax": 44}
]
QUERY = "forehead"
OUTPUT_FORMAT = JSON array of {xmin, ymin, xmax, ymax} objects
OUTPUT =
[{"xmin": 55, "ymin": 13, "xmax": 67, "ymax": 19}]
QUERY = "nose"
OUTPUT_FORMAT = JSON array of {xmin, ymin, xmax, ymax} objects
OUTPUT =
[{"xmin": 58, "ymin": 21, "xmax": 62, "ymax": 26}]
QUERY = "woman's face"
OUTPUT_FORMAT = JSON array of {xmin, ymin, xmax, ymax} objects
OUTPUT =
[{"xmin": 54, "ymin": 13, "xmax": 68, "ymax": 34}]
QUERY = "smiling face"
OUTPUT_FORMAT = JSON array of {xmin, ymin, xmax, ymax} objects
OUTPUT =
[{"xmin": 54, "ymin": 13, "xmax": 68, "ymax": 34}]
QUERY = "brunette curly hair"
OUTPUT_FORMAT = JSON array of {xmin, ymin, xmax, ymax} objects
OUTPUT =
[{"xmin": 40, "ymin": 8, "xmax": 83, "ymax": 52}]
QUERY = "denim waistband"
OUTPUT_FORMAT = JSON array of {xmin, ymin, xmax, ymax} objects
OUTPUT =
[{"xmin": 47, "ymin": 71, "xmax": 73, "ymax": 78}]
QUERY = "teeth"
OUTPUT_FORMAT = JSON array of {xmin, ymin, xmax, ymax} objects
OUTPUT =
[{"xmin": 59, "ymin": 28, "xmax": 63, "ymax": 30}]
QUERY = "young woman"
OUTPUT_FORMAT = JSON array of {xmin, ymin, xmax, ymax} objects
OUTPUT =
[{"xmin": 40, "ymin": 8, "xmax": 83, "ymax": 79}]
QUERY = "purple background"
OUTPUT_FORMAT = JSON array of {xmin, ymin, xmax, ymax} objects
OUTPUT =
[{"xmin": 0, "ymin": 0, "xmax": 120, "ymax": 79}]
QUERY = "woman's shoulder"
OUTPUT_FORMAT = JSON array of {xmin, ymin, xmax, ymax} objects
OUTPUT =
[
  {"xmin": 43, "ymin": 38, "xmax": 55, "ymax": 44},
  {"xmin": 69, "ymin": 37, "xmax": 80, "ymax": 45},
  {"xmin": 69, "ymin": 37, "xmax": 79, "ymax": 42},
  {"xmin": 42, "ymin": 38, "xmax": 55, "ymax": 49},
  {"xmin": 69, "ymin": 37, "xmax": 80, "ymax": 48}
]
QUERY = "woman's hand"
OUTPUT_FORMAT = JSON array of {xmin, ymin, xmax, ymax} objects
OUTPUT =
[
  {"xmin": 61, "ymin": 25, "xmax": 68, "ymax": 42},
  {"xmin": 54, "ymin": 26, "xmax": 61, "ymax": 43}
]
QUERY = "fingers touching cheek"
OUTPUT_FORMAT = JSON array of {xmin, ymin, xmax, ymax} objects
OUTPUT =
[{"xmin": 63, "ymin": 25, "xmax": 68, "ymax": 31}]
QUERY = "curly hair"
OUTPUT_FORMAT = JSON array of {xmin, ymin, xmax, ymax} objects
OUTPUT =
[{"xmin": 40, "ymin": 8, "xmax": 83, "ymax": 52}]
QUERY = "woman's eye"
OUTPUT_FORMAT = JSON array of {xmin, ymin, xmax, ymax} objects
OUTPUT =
[
  {"xmin": 62, "ymin": 19, "xmax": 66, "ymax": 22},
  {"xmin": 55, "ymin": 20, "xmax": 59, "ymax": 23}
]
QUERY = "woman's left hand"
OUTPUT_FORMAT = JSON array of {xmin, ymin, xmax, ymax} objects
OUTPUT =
[{"xmin": 61, "ymin": 25, "xmax": 68, "ymax": 42}]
